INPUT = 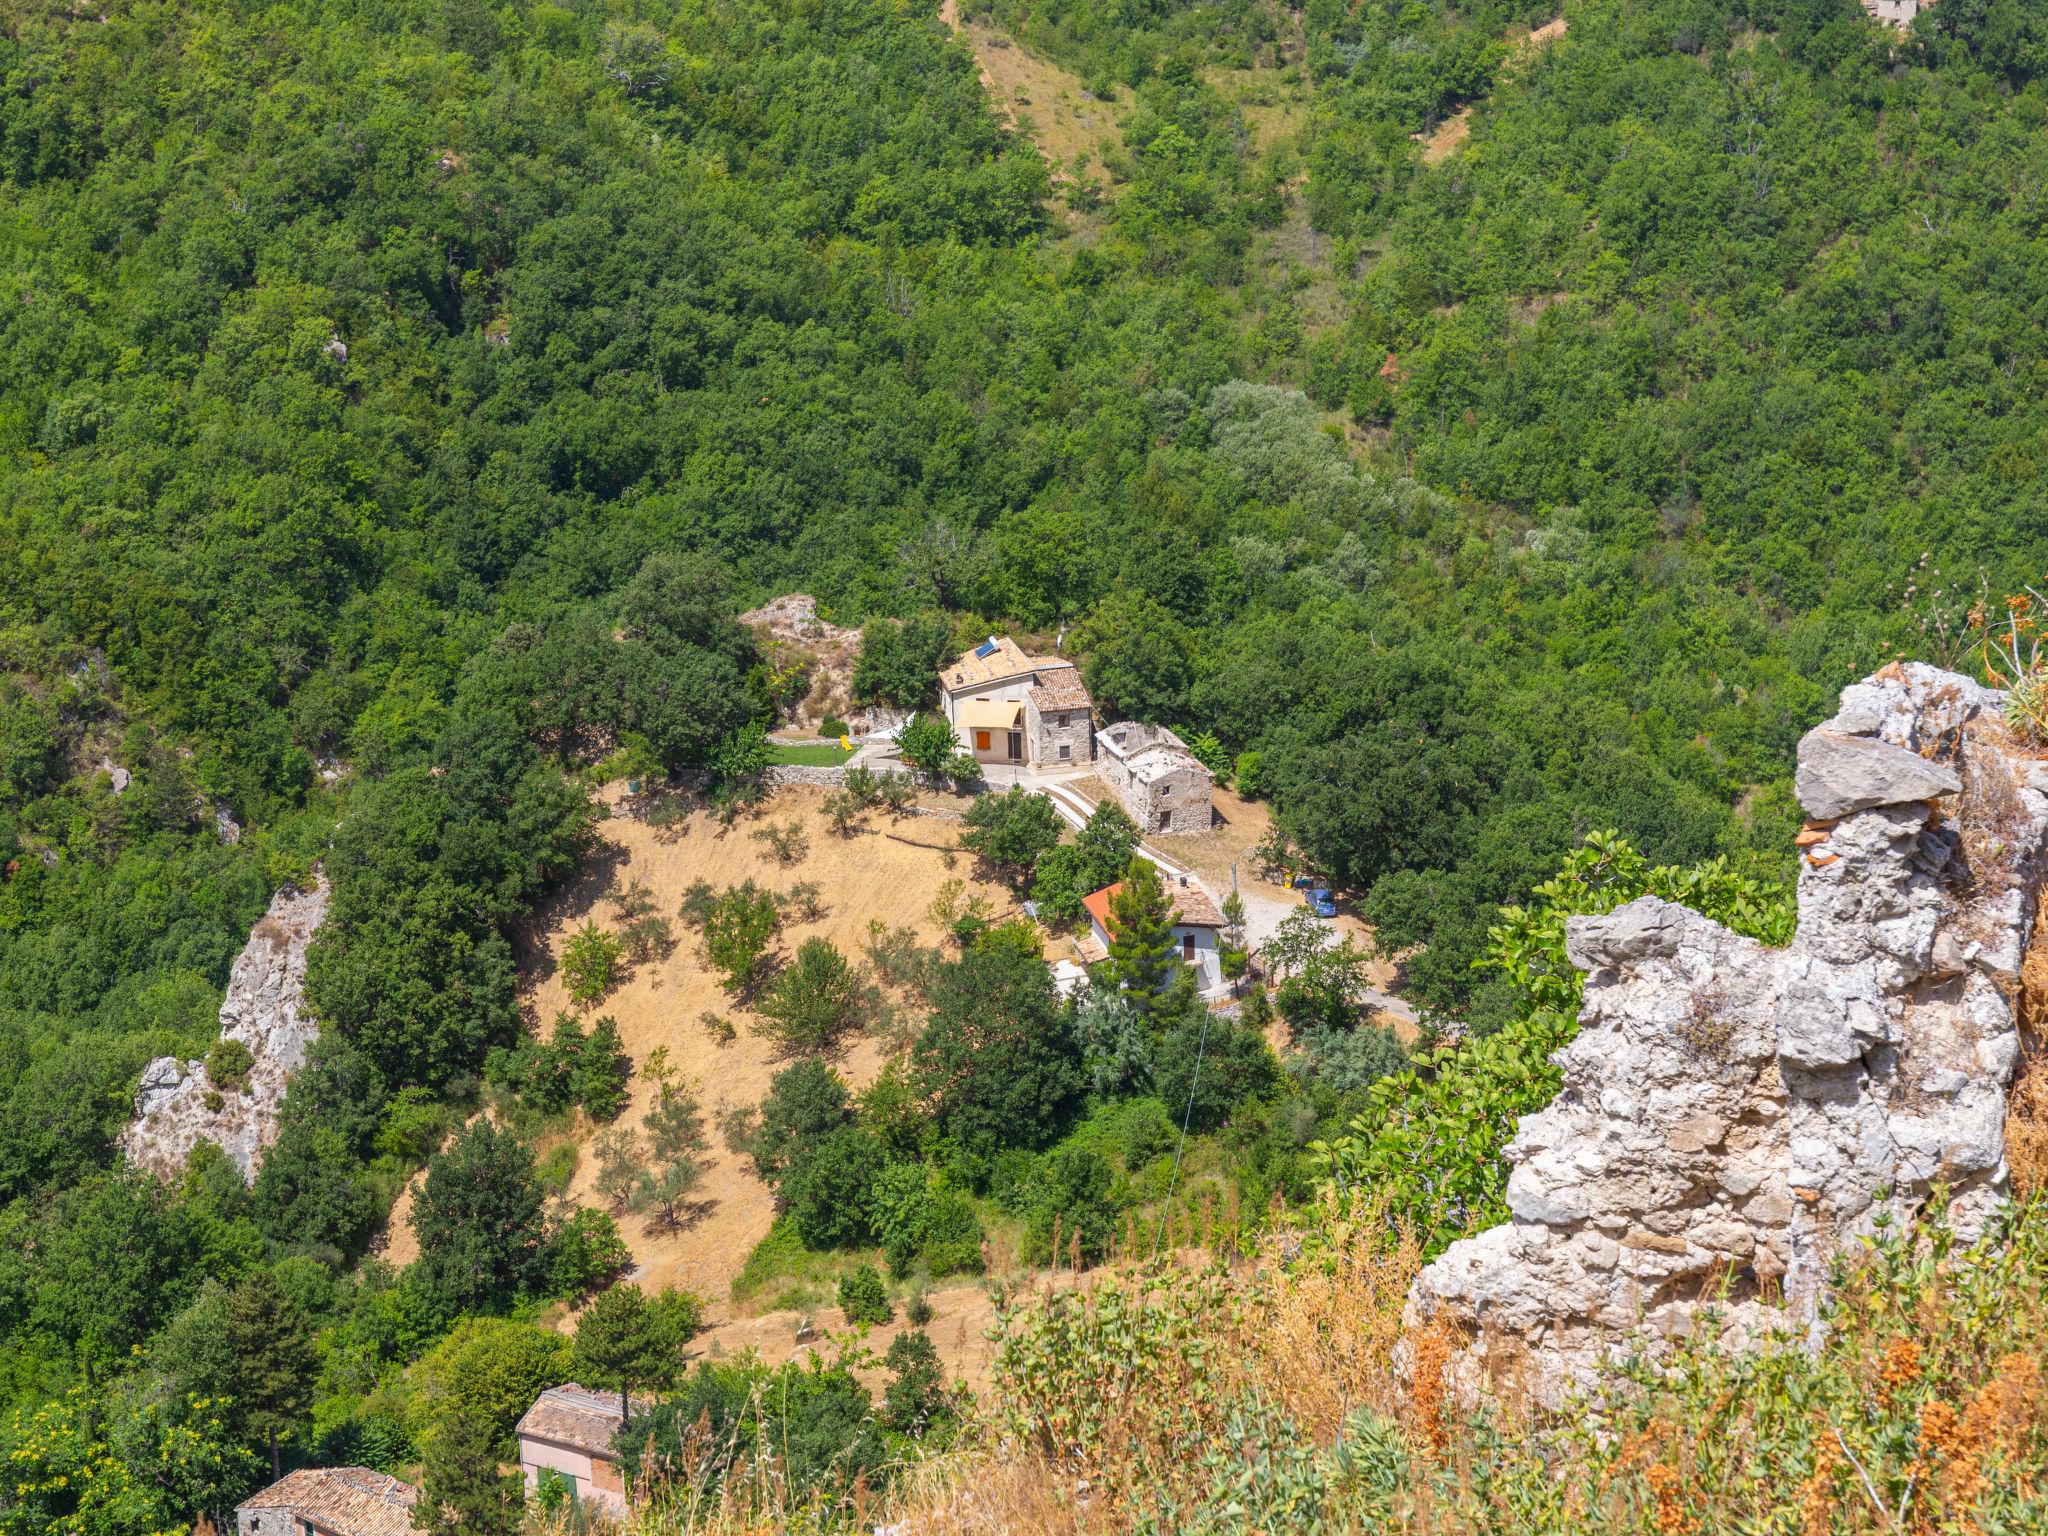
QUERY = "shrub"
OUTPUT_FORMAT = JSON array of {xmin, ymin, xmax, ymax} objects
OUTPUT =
[
  {"xmin": 1233, "ymin": 749, "xmax": 1266, "ymax": 797},
  {"xmin": 757, "ymin": 938, "xmax": 875, "ymax": 1053},
  {"xmin": 561, "ymin": 922, "xmax": 624, "ymax": 1008},
  {"xmin": 882, "ymin": 1329, "xmax": 952, "ymax": 1437},
  {"xmin": 206, "ymin": 1037, "xmax": 255, "ymax": 1093},
  {"xmin": 702, "ymin": 881, "xmax": 781, "ymax": 996},
  {"xmin": 548, "ymin": 1208, "xmax": 630, "ymax": 1298},
  {"xmin": 781, "ymin": 1126, "xmax": 883, "ymax": 1248},
  {"xmin": 897, "ymin": 712, "xmax": 963, "ymax": 785},
  {"xmin": 751, "ymin": 819, "xmax": 809, "ymax": 865},
  {"xmin": 1020, "ymin": 1146, "xmax": 1121, "ymax": 1266},
  {"xmin": 574, "ymin": 1016, "xmax": 631, "ymax": 1120},
  {"xmin": 1152, "ymin": 1012, "xmax": 1278, "ymax": 1133},
  {"xmin": 838, "ymin": 1264, "xmax": 892, "ymax": 1326},
  {"xmin": 818, "ymin": 716, "xmax": 848, "ymax": 739},
  {"xmin": 903, "ymin": 1286, "xmax": 934, "ymax": 1327},
  {"xmin": 751, "ymin": 1059, "xmax": 854, "ymax": 1180}
]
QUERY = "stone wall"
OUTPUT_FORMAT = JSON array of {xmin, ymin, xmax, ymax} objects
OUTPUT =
[
  {"xmin": 761, "ymin": 763, "xmax": 852, "ymax": 788},
  {"xmin": 122, "ymin": 876, "xmax": 330, "ymax": 1183},
  {"xmin": 1096, "ymin": 722, "xmax": 1214, "ymax": 835},
  {"xmin": 1025, "ymin": 694, "xmax": 1094, "ymax": 770},
  {"xmin": 1102, "ymin": 750, "xmax": 1212, "ymax": 836},
  {"xmin": 1406, "ymin": 664, "xmax": 2044, "ymax": 1406}
]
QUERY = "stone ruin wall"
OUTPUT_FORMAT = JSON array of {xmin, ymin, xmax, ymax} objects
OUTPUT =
[
  {"xmin": 1407, "ymin": 663, "xmax": 2046, "ymax": 1406},
  {"xmin": 121, "ymin": 875, "xmax": 329, "ymax": 1183}
]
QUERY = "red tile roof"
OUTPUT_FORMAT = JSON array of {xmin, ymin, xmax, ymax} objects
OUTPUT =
[
  {"xmin": 1082, "ymin": 879, "xmax": 1224, "ymax": 934},
  {"xmin": 517, "ymin": 1384, "xmax": 637, "ymax": 1459}
]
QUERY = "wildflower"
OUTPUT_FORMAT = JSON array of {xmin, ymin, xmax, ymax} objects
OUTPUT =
[
  {"xmin": 1798, "ymin": 1429, "xmax": 1843, "ymax": 1536},
  {"xmin": 1876, "ymin": 1337, "xmax": 1922, "ymax": 1406}
]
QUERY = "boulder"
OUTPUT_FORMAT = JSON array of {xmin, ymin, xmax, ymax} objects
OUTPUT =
[{"xmin": 1794, "ymin": 729, "xmax": 1960, "ymax": 820}]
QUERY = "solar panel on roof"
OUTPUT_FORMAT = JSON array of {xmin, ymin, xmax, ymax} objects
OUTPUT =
[{"xmin": 973, "ymin": 638, "xmax": 998, "ymax": 658}]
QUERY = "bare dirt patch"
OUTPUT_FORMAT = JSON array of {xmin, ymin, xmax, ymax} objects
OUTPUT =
[
  {"xmin": 1416, "ymin": 106, "xmax": 1473, "ymax": 166},
  {"xmin": 381, "ymin": 787, "xmax": 1019, "ymax": 1310},
  {"xmin": 689, "ymin": 1270, "xmax": 1091, "ymax": 1398},
  {"xmin": 940, "ymin": 0, "xmax": 1123, "ymax": 179},
  {"xmin": 1414, "ymin": 14, "xmax": 1568, "ymax": 166}
]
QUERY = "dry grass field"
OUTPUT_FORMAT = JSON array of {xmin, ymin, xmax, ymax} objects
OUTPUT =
[{"xmin": 380, "ymin": 787, "xmax": 1019, "ymax": 1310}]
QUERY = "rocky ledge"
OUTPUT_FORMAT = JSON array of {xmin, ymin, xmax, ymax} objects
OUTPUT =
[
  {"xmin": 1406, "ymin": 663, "xmax": 2043, "ymax": 1406},
  {"xmin": 120, "ymin": 875, "xmax": 330, "ymax": 1182}
]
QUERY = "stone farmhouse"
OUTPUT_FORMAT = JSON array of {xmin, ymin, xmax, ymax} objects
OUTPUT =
[
  {"xmin": 1860, "ymin": 0, "xmax": 1924, "ymax": 23},
  {"xmin": 939, "ymin": 636, "xmax": 1095, "ymax": 770},
  {"xmin": 516, "ymin": 1383, "xmax": 636, "ymax": 1516},
  {"xmin": 1076, "ymin": 876, "xmax": 1230, "ymax": 998},
  {"xmin": 1096, "ymin": 721, "xmax": 1214, "ymax": 836},
  {"xmin": 237, "ymin": 1468, "xmax": 416, "ymax": 1536}
]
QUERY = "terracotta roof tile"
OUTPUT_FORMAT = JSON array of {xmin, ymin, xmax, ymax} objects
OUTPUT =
[
  {"xmin": 238, "ymin": 1469, "xmax": 417, "ymax": 1536},
  {"xmin": 1030, "ymin": 667, "xmax": 1092, "ymax": 712},
  {"xmin": 942, "ymin": 637, "xmax": 1036, "ymax": 693},
  {"xmin": 1082, "ymin": 879, "xmax": 1225, "ymax": 933},
  {"xmin": 517, "ymin": 1384, "xmax": 635, "ymax": 1460}
]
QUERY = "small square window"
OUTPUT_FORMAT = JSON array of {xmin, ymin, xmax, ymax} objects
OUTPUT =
[{"xmin": 1059, "ymin": 743, "xmax": 1071, "ymax": 760}]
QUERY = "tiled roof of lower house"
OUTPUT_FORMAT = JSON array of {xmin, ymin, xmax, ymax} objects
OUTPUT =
[
  {"xmin": 1083, "ymin": 879, "xmax": 1225, "ymax": 933},
  {"xmin": 517, "ymin": 1384, "xmax": 636, "ymax": 1459},
  {"xmin": 237, "ymin": 1468, "xmax": 417, "ymax": 1536}
]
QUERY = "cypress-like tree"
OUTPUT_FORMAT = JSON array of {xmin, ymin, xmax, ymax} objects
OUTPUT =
[
  {"xmin": 413, "ymin": 1405, "xmax": 521, "ymax": 1536},
  {"xmin": 572, "ymin": 1285, "xmax": 662, "ymax": 1422},
  {"xmin": 222, "ymin": 1271, "xmax": 319, "ymax": 1478},
  {"xmin": 1105, "ymin": 857, "xmax": 1176, "ymax": 1011}
]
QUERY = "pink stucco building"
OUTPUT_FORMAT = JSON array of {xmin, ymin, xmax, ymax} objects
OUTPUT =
[{"xmin": 515, "ymin": 1383, "xmax": 637, "ymax": 1516}]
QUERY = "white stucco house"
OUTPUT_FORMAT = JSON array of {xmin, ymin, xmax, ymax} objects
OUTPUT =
[
  {"xmin": 1076, "ymin": 876, "xmax": 1231, "ymax": 999},
  {"xmin": 938, "ymin": 636, "xmax": 1095, "ymax": 770}
]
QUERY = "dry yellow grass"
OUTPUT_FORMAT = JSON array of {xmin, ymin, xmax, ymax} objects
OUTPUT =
[
  {"xmin": 1415, "ymin": 15, "xmax": 1568, "ymax": 166},
  {"xmin": 379, "ymin": 787, "xmax": 1017, "ymax": 1312},
  {"xmin": 938, "ymin": 0, "xmax": 1122, "ymax": 180}
]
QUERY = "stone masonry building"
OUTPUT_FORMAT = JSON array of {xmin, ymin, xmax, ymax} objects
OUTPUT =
[
  {"xmin": 1096, "ymin": 721, "xmax": 1214, "ymax": 835},
  {"xmin": 238, "ymin": 1469, "xmax": 416, "ymax": 1536},
  {"xmin": 939, "ymin": 636, "xmax": 1095, "ymax": 771}
]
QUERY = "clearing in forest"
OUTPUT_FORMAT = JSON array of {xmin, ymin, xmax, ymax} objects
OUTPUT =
[
  {"xmin": 939, "ymin": 0, "xmax": 1123, "ymax": 181},
  {"xmin": 380, "ymin": 787, "xmax": 1019, "ymax": 1308},
  {"xmin": 1415, "ymin": 14, "xmax": 1569, "ymax": 165}
]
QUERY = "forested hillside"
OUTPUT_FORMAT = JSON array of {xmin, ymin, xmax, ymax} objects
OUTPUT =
[{"xmin": 2, "ymin": 0, "xmax": 2046, "ymax": 1523}]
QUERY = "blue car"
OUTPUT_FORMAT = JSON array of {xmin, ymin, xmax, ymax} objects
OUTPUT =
[{"xmin": 1308, "ymin": 888, "xmax": 1336, "ymax": 918}]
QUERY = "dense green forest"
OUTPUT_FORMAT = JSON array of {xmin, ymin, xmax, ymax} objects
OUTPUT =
[{"xmin": 2, "ymin": 0, "xmax": 2046, "ymax": 1523}]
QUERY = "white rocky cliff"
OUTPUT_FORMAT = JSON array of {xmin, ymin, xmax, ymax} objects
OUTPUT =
[
  {"xmin": 121, "ymin": 876, "xmax": 330, "ymax": 1182},
  {"xmin": 1407, "ymin": 663, "xmax": 2042, "ymax": 1405}
]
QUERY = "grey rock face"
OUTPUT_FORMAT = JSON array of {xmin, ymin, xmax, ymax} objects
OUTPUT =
[
  {"xmin": 1794, "ymin": 730, "xmax": 1961, "ymax": 820},
  {"xmin": 1407, "ymin": 664, "xmax": 2040, "ymax": 1407},
  {"xmin": 120, "ymin": 876, "xmax": 329, "ymax": 1182}
]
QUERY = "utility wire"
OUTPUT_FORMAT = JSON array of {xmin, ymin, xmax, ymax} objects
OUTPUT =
[{"xmin": 1151, "ymin": 1004, "xmax": 1212, "ymax": 1260}]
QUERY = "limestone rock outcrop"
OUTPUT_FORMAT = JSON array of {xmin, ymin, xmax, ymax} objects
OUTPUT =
[
  {"xmin": 121, "ymin": 875, "xmax": 329, "ymax": 1182},
  {"xmin": 1407, "ymin": 664, "xmax": 2042, "ymax": 1405}
]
